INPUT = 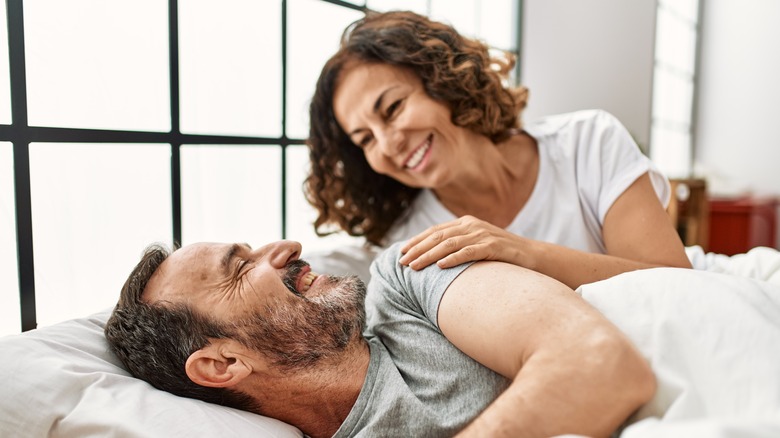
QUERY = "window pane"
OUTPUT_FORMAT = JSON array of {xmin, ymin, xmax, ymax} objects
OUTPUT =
[
  {"xmin": 24, "ymin": 0, "xmax": 170, "ymax": 131},
  {"xmin": 287, "ymin": 0, "xmax": 364, "ymax": 139},
  {"xmin": 286, "ymin": 145, "xmax": 363, "ymax": 255},
  {"xmin": 0, "ymin": 143, "xmax": 20, "ymax": 335},
  {"xmin": 650, "ymin": 125, "xmax": 691, "ymax": 178},
  {"xmin": 0, "ymin": 4, "xmax": 10, "ymax": 125},
  {"xmin": 366, "ymin": 0, "xmax": 428, "ymax": 14},
  {"xmin": 181, "ymin": 145, "xmax": 282, "ymax": 245},
  {"xmin": 430, "ymin": 0, "xmax": 478, "ymax": 40},
  {"xmin": 652, "ymin": 0, "xmax": 698, "ymax": 182},
  {"xmin": 652, "ymin": 66, "xmax": 693, "ymax": 125},
  {"xmin": 655, "ymin": 7, "xmax": 696, "ymax": 75},
  {"xmin": 478, "ymin": 0, "xmax": 517, "ymax": 51},
  {"xmin": 179, "ymin": 0, "xmax": 282, "ymax": 137},
  {"xmin": 29, "ymin": 143, "xmax": 172, "ymax": 327},
  {"xmin": 660, "ymin": 0, "xmax": 699, "ymax": 23},
  {"xmin": 366, "ymin": 1, "xmax": 518, "ymax": 53}
]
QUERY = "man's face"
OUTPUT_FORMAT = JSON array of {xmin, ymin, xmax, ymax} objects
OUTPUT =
[{"xmin": 145, "ymin": 240, "xmax": 367, "ymax": 369}]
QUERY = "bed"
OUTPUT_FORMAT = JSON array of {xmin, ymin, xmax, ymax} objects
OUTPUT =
[{"xmin": 2, "ymin": 245, "xmax": 780, "ymax": 437}]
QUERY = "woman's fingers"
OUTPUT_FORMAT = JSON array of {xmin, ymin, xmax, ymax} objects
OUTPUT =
[
  {"xmin": 400, "ymin": 224, "xmax": 464, "ymax": 267},
  {"xmin": 400, "ymin": 220, "xmax": 455, "ymax": 253},
  {"xmin": 400, "ymin": 216, "xmax": 503, "ymax": 269},
  {"xmin": 434, "ymin": 244, "xmax": 483, "ymax": 269}
]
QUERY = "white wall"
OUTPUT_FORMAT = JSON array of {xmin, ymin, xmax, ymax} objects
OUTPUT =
[
  {"xmin": 520, "ymin": 0, "xmax": 657, "ymax": 150},
  {"xmin": 695, "ymin": 0, "xmax": 780, "ymax": 198},
  {"xmin": 521, "ymin": 0, "xmax": 780, "ymax": 248}
]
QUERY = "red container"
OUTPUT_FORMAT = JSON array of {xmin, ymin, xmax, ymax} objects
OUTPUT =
[{"xmin": 708, "ymin": 196, "xmax": 778, "ymax": 256}]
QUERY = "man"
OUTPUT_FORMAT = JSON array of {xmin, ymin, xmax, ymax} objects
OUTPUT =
[{"xmin": 105, "ymin": 240, "xmax": 655, "ymax": 438}]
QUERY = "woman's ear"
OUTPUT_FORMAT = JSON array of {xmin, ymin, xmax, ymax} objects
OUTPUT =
[{"xmin": 185, "ymin": 339, "xmax": 253, "ymax": 388}]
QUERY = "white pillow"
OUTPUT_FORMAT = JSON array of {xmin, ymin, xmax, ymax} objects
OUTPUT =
[
  {"xmin": 0, "ymin": 308, "xmax": 302, "ymax": 438},
  {"xmin": 0, "ymin": 243, "xmax": 382, "ymax": 437}
]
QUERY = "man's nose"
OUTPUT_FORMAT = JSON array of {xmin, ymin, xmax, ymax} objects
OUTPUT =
[{"xmin": 255, "ymin": 240, "xmax": 302, "ymax": 268}]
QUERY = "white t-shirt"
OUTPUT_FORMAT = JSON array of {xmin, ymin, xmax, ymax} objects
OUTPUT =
[{"xmin": 385, "ymin": 109, "xmax": 670, "ymax": 254}]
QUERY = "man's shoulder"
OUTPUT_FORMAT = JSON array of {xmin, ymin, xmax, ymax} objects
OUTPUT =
[
  {"xmin": 368, "ymin": 243, "xmax": 406, "ymax": 294},
  {"xmin": 367, "ymin": 243, "xmax": 473, "ymax": 329},
  {"xmin": 367, "ymin": 242, "xmax": 421, "ymax": 310},
  {"xmin": 371, "ymin": 242, "xmax": 405, "ymax": 272},
  {"xmin": 369, "ymin": 242, "xmax": 471, "ymax": 300}
]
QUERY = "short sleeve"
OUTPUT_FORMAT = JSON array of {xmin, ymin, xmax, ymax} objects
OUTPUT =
[
  {"xmin": 366, "ymin": 243, "xmax": 472, "ymax": 329},
  {"xmin": 585, "ymin": 110, "xmax": 671, "ymax": 222}
]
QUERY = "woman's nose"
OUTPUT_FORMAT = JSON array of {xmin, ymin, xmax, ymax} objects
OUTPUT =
[
  {"xmin": 376, "ymin": 126, "xmax": 404, "ymax": 156},
  {"xmin": 255, "ymin": 240, "xmax": 302, "ymax": 268}
]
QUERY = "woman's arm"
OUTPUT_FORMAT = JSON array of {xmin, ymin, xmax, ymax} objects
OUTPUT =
[
  {"xmin": 399, "ymin": 173, "xmax": 691, "ymax": 289},
  {"xmin": 438, "ymin": 261, "xmax": 656, "ymax": 437}
]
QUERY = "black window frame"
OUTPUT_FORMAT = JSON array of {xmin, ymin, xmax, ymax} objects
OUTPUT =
[
  {"xmin": 1, "ymin": 0, "xmax": 368, "ymax": 332},
  {"xmin": 2, "ymin": 0, "xmax": 521, "ymax": 333}
]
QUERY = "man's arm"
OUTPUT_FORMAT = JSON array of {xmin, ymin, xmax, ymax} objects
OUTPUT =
[{"xmin": 438, "ymin": 261, "xmax": 655, "ymax": 438}]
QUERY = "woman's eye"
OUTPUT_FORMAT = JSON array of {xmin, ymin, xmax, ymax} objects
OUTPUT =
[
  {"xmin": 358, "ymin": 135, "xmax": 373, "ymax": 149},
  {"xmin": 386, "ymin": 99, "xmax": 402, "ymax": 117}
]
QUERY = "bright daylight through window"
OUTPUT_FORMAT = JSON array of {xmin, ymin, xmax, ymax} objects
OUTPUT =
[{"xmin": 1, "ymin": 0, "xmax": 516, "ymax": 335}]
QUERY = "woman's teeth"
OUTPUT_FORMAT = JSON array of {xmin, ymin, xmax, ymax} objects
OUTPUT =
[
  {"xmin": 405, "ymin": 140, "xmax": 431, "ymax": 169},
  {"xmin": 300, "ymin": 271, "xmax": 318, "ymax": 292}
]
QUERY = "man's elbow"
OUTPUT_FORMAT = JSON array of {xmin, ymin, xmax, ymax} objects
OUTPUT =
[
  {"xmin": 596, "ymin": 331, "xmax": 656, "ymax": 412},
  {"xmin": 669, "ymin": 257, "xmax": 693, "ymax": 269},
  {"xmin": 583, "ymin": 332, "xmax": 656, "ymax": 438},
  {"xmin": 623, "ymin": 346, "xmax": 656, "ymax": 410}
]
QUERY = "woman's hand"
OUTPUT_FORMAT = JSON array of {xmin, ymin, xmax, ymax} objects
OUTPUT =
[{"xmin": 399, "ymin": 215, "xmax": 525, "ymax": 270}]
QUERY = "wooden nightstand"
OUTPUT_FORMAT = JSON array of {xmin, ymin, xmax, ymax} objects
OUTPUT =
[{"xmin": 668, "ymin": 178, "xmax": 709, "ymax": 250}]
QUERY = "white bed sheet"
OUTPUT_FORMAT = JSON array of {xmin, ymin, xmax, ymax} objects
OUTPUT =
[
  {"xmin": 0, "ymin": 308, "xmax": 303, "ymax": 437},
  {"xmin": 686, "ymin": 245, "xmax": 780, "ymax": 286}
]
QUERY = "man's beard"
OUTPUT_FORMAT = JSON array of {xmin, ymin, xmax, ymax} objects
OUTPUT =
[{"xmin": 233, "ymin": 262, "xmax": 367, "ymax": 371}]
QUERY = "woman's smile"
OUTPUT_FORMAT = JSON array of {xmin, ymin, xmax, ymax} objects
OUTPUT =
[{"xmin": 404, "ymin": 134, "xmax": 433, "ymax": 170}]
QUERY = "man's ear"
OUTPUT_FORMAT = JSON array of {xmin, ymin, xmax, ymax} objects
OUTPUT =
[{"xmin": 185, "ymin": 339, "xmax": 253, "ymax": 388}]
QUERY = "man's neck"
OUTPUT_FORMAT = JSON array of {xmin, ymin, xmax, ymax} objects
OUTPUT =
[{"xmin": 247, "ymin": 340, "xmax": 370, "ymax": 438}]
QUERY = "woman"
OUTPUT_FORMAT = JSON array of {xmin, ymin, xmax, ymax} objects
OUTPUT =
[{"xmin": 305, "ymin": 10, "xmax": 691, "ymax": 288}]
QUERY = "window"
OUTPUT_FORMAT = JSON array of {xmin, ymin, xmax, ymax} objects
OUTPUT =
[
  {"xmin": 0, "ymin": 143, "xmax": 20, "ymax": 335},
  {"xmin": 650, "ymin": 0, "xmax": 701, "ymax": 178},
  {"xmin": 28, "ymin": 143, "xmax": 171, "ymax": 327},
  {"xmin": 181, "ymin": 145, "xmax": 282, "ymax": 244},
  {"xmin": 178, "ymin": 0, "xmax": 282, "ymax": 137},
  {"xmin": 0, "ymin": 3, "xmax": 10, "ymax": 125},
  {"xmin": 1, "ymin": 0, "xmax": 519, "ymax": 335},
  {"xmin": 24, "ymin": 0, "xmax": 170, "ymax": 131}
]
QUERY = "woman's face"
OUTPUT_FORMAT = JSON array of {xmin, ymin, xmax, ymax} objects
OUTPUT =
[{"xmin": 332, "ymin": 62, "xmax": 482, "ymax": 189}]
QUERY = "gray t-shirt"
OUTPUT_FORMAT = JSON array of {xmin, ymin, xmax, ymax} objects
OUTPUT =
[{"xmin": 333, "ymin": 243, "xmax": 510, "ymax": 437}]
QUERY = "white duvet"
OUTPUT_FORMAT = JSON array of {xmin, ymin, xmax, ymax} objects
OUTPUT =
[{"xmin": 579, "ymin": 266, "xmax": 780, "ymax": 437}]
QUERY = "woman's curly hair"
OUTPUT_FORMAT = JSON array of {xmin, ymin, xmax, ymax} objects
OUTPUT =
[{"xmin": 305, "ymin": 10, "xmax": 529, "ymax": 246}]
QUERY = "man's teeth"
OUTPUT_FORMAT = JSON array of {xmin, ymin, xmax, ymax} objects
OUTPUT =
[
  {"xmin": 301, "ymin": 272, "xmax": 318, "ymax": 292},
  {"xmin": 405, "ymin": 140, "xmax": 430, "ymax": 169}
]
